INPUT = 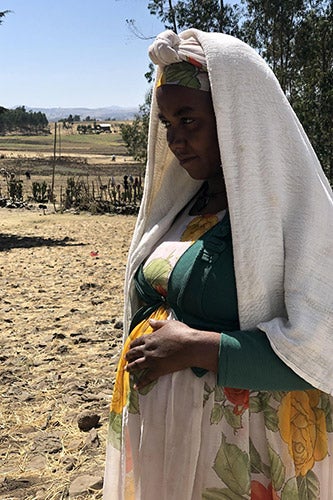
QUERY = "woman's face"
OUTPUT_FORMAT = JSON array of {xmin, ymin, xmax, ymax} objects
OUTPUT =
[{"xmin": 156, "ymin": 85, "xmax": 222, "ymax": 181}]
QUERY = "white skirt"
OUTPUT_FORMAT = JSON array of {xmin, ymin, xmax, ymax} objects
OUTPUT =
[{"xmin": 103, "ymin": 367, "xmax": 333, "ymax": 500}]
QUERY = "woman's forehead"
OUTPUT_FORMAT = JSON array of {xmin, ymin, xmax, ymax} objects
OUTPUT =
[{"xmin": 156, "ymin": 85, "xmax": 213, "ymax": 115}]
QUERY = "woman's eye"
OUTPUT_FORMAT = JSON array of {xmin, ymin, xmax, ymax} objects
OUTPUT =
[
  {"xmin": 159, "ymin": 117, "xmax": 194, "ymax": 128},
  {"xmin": 182, "ymin": 117, "xmax": 195, "ymax": 125}
]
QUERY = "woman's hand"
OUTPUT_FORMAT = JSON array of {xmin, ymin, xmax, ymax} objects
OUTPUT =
[{"xmin": 125, "ymin": 319, "xmax": 220, "ymax": 389}]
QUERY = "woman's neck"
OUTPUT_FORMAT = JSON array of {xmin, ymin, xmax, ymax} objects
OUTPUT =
[
  {"xmin": 206, "ymin": 175, "xmax": 226, "ymax": 197},
  {"xmin": 190, "ymin": 177, "xmax": 228, "ymax": 216}
]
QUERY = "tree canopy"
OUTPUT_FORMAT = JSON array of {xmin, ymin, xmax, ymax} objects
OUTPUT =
[
  {"xmin": 148, "ymin": 0, "xmax": 241, "ymax": 35},
  {"xmin": 0, "ymin": 106, "xmax": 49, "ymax": 135},
  {"xmin": 120, "ymin": 91, "xmax": 151, "ymax": 165}
]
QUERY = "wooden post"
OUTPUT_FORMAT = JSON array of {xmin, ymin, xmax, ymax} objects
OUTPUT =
[
  {"xmin": 51, "ymin": 122, "xmax": 57, "ymax": 208},
  {"xmin": 58, "ymin": 122, "xmax": 61, "ymax": 158}
]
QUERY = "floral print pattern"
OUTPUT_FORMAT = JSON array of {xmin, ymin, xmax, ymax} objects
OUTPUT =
[
  {"xmin": 180, "ymin": 214, "xmax": 219, "ymax": 241},
  {"xmin": 143, "ymin": 213, "xmax": 219, "ymax": 299},
  {"xmin": 278, "ymin": 390, "xmax": 328, "ymax": 477},
  {"xmin": 157, "ymin": 60, "xmax": 210, "ymax": 91},
  {"xmin": 201, "ymin": 385, "xmax": 332, "ymax": 499},
  {"xmin": 224, "ymin": 387, "xmax": 250, "ymax": 415}
]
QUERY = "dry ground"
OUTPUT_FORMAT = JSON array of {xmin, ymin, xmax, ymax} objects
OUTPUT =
[{"xmin": 0, "ymin": 208, "xmax": 136, "ymax": 499}]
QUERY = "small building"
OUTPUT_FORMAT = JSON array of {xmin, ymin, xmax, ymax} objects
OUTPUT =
[{"xmin": 96, "ymin": 123, "xmax": 111, "ymax": 133}]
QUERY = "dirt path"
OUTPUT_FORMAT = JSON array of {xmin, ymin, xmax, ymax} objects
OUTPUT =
[
  {"xmin": 0, "ymin": 209, "xmax": 136, "ymax": 499},
  {"xmin": 1, "ymin": 151, "xmax": 133, "ymax": 165}
]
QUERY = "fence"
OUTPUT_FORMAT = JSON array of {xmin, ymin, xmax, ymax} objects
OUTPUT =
[{"xmin": 0, "ymin": 171, "xmax": 143, "ymax": 215}]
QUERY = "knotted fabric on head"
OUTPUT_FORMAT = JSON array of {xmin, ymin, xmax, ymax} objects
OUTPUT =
[
  {"xmin": 149, "ymin": 30, "xmax": 210, "ymax": 91},
  {"xmin": 149, "ymin": 30, "xmax": 207, "ymax": 69}
]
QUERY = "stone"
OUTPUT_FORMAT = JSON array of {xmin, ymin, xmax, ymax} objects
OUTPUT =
[
  {"xmin": 52, "ymin": 332, "xmax": 66, "ymax": 339},
  {"xmin": 60, "ymin": 455, "xmax": 77, "ymax": 471},
  {"xmin": 57, "ymin": 344, "xmax": 69, "ymax": 353},
  {"xmin": 91, "ymin": 298, "xmax": 104, "ymax": 305},
  {"xmin": 79, "ymin": 282, "xmax": 98, "ymax": 291},
  {"xmin": 84, "ymin": 428, "xmax": 100, "ymax": 448},
  {"xmin": 68, "ymin": 475, "xmax": 103, "ymax": 497},
  {"xmin": 77, "ymin": 411, "xmax": 100, "ymax": 432},
  {"xmin": 32, "ymin": 434, "xmax": 62, "ymax": 454},
  {"xmin": 95, "ymin": 319, "xmax": 111, "ymax": 325},
  {"xmin": 18, "ymin": 391, "xmax": 34, "ymax": 402},
  {"xmin": 26, "ymin": 454, "xmax": 47, "ymax": 470}
]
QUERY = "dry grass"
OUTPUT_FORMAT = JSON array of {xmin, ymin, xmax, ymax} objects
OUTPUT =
[{"xmin": 0, "ymin": 209, "xmax": 136, "ymax": 499}]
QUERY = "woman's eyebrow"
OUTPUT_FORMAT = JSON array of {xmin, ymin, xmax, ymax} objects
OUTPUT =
[
  {"xmin": 175, "ymin": 106, "xmax": 194, "ymax": 117},
  {"xmin": 158, "ymin": 106, "xmax": 195, "ymax": 120}
]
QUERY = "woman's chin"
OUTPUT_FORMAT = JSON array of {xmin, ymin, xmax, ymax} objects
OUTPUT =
[{"xmin": 181, "ymin": 166, "xmax": 208, "ymax": 181}]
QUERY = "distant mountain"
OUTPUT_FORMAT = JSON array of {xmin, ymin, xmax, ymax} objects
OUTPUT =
[{"xmin": 27, "ymin": 106, "xmax": 138, "ymax": 122}]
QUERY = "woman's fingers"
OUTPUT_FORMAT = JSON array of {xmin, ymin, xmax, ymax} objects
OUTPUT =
[
  {"xmin": 127, "ymin": 320, "xmax": 169, "ymax": 355},
  {"xmin": 125, "ymin": 320, "xmax": 201, "ymax": 383},
  {"xmin": 149, "ymin": 319, "xmax": 168, "ymax": 329},
  {"xmin": 125, "ymin": 356, "xmax": 158, "ymax": 389},
  {"xmin": 126, "ymin": 357, "xmax": 146, "ymax": 372},
  {"xmin": 128, "ymin": 336, "xmax": 145, "ymax": 349},
  {"xmin": 125, "ymin": 346, "xmax": 142, "ymax": 362}
]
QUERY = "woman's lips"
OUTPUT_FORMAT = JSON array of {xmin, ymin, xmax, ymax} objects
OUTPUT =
[{"xmin": 178, "ymin": 156, "xmax": 197, "ymax": 166}]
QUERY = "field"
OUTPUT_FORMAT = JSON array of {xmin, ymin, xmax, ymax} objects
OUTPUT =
[
  {"xmin": 0, "ymin": 122, "xmax": 143, "ymax": 206},
  {"xmin": 0, "ymin": 125, "xmax": 139, "ymax": 498},
  {"xmin": 0, "ymin": 125, "xmax": 126, "ymax": 157}
]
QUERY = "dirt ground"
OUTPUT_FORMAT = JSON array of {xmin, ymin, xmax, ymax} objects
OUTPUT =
[
  {"xmin": 0, "ymin": 208, "xmax": 137, "ymax": 499},
  {"xmin": 1, "ymin": 151, "xmax": 132, "ymax": 165}
]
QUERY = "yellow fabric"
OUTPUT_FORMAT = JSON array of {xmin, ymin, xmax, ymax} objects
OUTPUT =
[
  {"xmin": 110, "ymin": 306, "xmax": 169, "ymax": 415},
  {"xmin": 278, "ymin": 390, "xmax": 328, "ymax": 477}
]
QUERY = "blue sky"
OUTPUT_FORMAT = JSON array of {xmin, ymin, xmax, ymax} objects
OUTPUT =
[{"xmin": 0, "ymin": 1, "xmax": 166, "ymax": 109}]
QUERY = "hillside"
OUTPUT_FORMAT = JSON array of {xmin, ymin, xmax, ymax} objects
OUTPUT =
[{"xmin": 27, "ymin": 106, "xmax": 138, "ymax": 122}]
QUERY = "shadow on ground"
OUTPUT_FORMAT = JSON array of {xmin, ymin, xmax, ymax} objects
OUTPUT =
[{"xmin": 0, "ymin": 234, "xmax": 85, "ymax": 251}]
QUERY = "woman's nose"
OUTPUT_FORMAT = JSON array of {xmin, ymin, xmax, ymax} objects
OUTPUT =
[{"xmin": 167, "ymin": 126, "xmax": 186, "ymax": 148}]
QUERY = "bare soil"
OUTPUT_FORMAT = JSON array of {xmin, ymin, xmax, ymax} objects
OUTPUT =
[{"xmin": 0, "ymin": 208, "xmax": 136, "ymax": 499}]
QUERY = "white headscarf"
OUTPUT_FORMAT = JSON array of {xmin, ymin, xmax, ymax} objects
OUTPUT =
[{"xmin": 124, "ymin": 29, "xmax": 333, "ymax": 394}]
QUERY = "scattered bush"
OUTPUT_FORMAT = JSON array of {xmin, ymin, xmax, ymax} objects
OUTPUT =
[
  {"xmin": 8, "ymin": 178, "xmax": 23, "ymax": 201},
  {"xmin": 0, "ymin": 170, "xmax": 143, "ymax": 214},
  {"xmin": 61, "ymin": 175, "xmax": 143, "ymax": 214},
  {"xmin": 32, "ymin": 181, "xmax": 49, "ymax": 202}
]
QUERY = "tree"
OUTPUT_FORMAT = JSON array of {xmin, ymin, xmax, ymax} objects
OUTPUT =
[
  {"xmin": 148, "ymin": 0, "xmax": 241, "ymax": 35},
  {"xmin": 0, "ymin": 106, "xmax": 49, "ymax": 135},
  {"xmin": 291, "ymin": 1, "xmax": 332, "ymax": 182},
  {"xmin": 147, "ymin": 0, "xmax": 178, "ymax": 32},
  {"xmin": 241, "ymin": 0, "xmax": 332, "ymax": 182},
  {"xmin": 241, "ymin": 1, "xmax": 308, "ymax": 94},
  {"xmin": 120, "ymin": 91, "xmax": 151, "ymax": 165}
]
